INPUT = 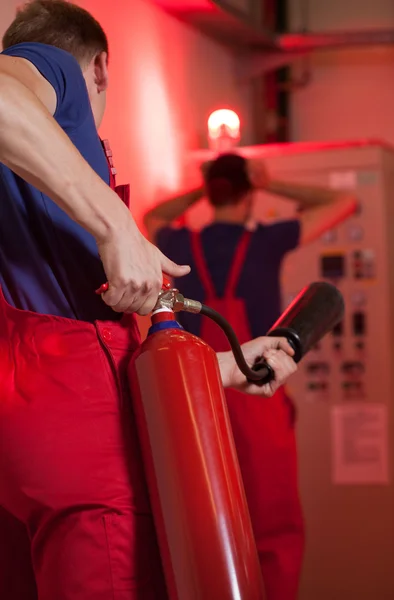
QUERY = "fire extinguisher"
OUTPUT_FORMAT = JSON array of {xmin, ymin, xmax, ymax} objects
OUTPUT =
[{"xmin": 126, "ymin": 280, "xmax": 344, "ymax": 600}]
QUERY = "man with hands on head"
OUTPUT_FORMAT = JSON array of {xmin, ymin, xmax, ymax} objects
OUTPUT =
[{"xmin": 145, "ymin": 152, "xmax": 357, "ymax": 600}]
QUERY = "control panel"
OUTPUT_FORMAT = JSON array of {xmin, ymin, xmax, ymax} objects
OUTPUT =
[
  {"xmin": 187, "ymin": 140, "xmax": 394, "ymax": 600},
  {"xmin": 252, "ymin": 141, "xmax": 394, "ymax": 600}
]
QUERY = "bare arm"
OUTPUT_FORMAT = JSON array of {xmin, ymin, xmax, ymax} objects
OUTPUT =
[
  {"xmin": 0, "ymin": 55, "xmax": 189, "ymax": 314},
  {"xmin": 0, "ymin": 55, "xmax": 127, "ymax": 240},
  {"xmin": 297, "ymin": 194, "xmax": 357, "ymax": 244},
  {"xmin": 248, "ymin": 160, "xmax": 358, "ymax": 245},
  {"xmin": 143, "ymin": 187, "xmax": 204, "ymax": 241},
  {"xmin": 267, "ymin": 180, "xmax": 358, "ymax": 245},
  {"xmin": 268, "ymin": 180, "xmax": 347, "ymax": 208}
]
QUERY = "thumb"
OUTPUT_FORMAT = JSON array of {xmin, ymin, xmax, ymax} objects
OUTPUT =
[{"xmin": 160, "ymin": 253, "xmax": 191, "ymax": 278}]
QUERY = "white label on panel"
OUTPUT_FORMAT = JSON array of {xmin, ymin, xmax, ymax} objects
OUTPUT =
[
  {"xmin": 331, "ymin": 403, "xmax": 389, "ymax": 485},
  {"xmin": 329, "ymin": 171, "xmax": 357, "ymax": 190}
]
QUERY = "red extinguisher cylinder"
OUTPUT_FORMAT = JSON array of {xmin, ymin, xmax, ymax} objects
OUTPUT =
[{"xmin": 128, "ymin": 311, "xmax": 265, "ymax": 600}]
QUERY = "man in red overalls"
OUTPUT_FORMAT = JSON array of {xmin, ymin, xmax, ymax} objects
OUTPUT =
[
  {"xmin": 145, "ymin": 153, "xmax": 357, "ymax": 599},
  {"xmin": 0, "ymin": 2, "xmax": 298, "ymax": 598}
]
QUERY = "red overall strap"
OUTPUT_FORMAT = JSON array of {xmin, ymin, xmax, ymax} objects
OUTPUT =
[
  {"xmin": 224, "ymin": 231, "xmax": 252, "ymax": 298},
  {"xmin": 190, "ymin": 229, "xmax": 252, "ymax": 298},
  {"xmin": 190, "ymin": 231, "xmax": 216, "ymax": 297},
  {"xmin": 101, "ymin": 139, "xmax": 117, "ymax": 190}
]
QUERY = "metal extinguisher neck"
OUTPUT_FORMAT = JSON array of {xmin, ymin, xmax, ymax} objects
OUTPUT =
[
  {"xmin": 151, "ymin": 310, "xmax": 176, "ymax": 325},
  {"xmin": 148, "ymin": 309, "xmax": 183, "ymax": 337}
]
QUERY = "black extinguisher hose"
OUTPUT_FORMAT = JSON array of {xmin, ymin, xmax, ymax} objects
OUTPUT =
[
  {"xmin": 200, "ymin": 281, "xmax": 344, "ymax": 387},
  {"xmin": 98, "ymin": 280, "xmax": 344, "ymax": 387},
  {"xmin": 200, "ymin": 304, "xmax": 275, "ymax": 386}
]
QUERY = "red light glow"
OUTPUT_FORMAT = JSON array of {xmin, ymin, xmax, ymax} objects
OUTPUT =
[
  {"xmin": 207, "ymin": 109, "xmax": 241, "ymax": 153},
  {"xmin": 208, "ymin": 109, "xmax": 240, "ymax": 137}
]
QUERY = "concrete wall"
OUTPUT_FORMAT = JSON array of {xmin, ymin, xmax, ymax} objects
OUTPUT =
[{"xmin": 288, "ymin": 0, "xmax": 394, "ymax": 145}]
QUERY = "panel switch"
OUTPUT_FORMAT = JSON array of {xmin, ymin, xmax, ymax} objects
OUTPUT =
[
  {"xmin": 341, "ymin": 361, "xmax": 365, "ymax": 375},
  {"xmin": 306, "ymin": 362, "xmax": 330, "ymax": 375},
  {"xmin": 353, "ymin": 312, "xmax": 366, "ymax": 336}
]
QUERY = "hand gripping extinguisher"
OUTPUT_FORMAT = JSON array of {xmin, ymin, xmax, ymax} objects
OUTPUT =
[{"xmin": 127, "ymin": 281, "xmax": 344, "ymax": 600}]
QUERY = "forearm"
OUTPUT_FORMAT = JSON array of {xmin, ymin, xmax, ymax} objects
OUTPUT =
[
  {"xmin": 268, "ymin": 180, "xmax": 343, "ymax": 208},
  {"xmin": 145, "ymin": 187, "xmax": 204, "ymax": 224},
  {"xmin": 0, "ymin": 73, "xmax": 132, "ymax": 241}
]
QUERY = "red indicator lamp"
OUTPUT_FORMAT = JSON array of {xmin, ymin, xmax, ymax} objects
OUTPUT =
[{"xmin": 207, "ymin": 109, "xmax": 240, "ymax": 153}]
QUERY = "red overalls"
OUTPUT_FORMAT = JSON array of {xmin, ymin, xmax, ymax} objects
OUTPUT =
[
  {"xmin": 0, "ymin": 142, "xmax": 167, "ymax": 600},
  {"xmin": 190, "ymin": 230, "xmax": 305, "ymax": 600}
]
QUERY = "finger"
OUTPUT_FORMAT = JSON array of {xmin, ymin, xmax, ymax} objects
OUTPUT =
[
  {"xmin": 268, "ymin": 337, "xmax": 295, "ymax": 356},
  {"xmin": 264, "ymin": 350, "xmax": 297, "ymax": 384},
  {"xmin": 105, "ymin": 285, "xmax": 145, "ymax": 314},
  {"xmin": 264, "ymin": 348, "xmax": 297, "ymax": 373},
  {"xmin": 124, "ymin": 280, "xmax": 162, "ymax": 315},
  {"xmin": 101, "ymin": 285, "xmax": 126, "ymax": 309},
  {"xmin": 104, "ymin": 278, "xmax": 161, "ymax": 315},
  {"xmin": 111, "ymin": 292, "xmax": 146, "ymax": 314},
  {"xmin": 240, "ymin": 337, "xmax": 294, "ymax": 365},
  {"xmin": 116, "ymin": 294, "xmax": 153, "ymax": 316},
  {"xmin": 242, "ymin": 380, "xmax": 276, "ymax": 397},
  {"xmin": 135, "ymin": 293, "xmax": 160, "ymax": 316},
  {"xmin": 235, "ymin": 352, "xmax": 280, "ymax": 396},
  {"xmin": 242, "ymin": 350, "xmax": 297, "ymax": 397},
  {"xmin": 264, "ymin": 351, "xmax": 280, "ymax": 377},
  {"xmin": 160, "ymin": 253, "xmax": 191, "ymax": 278},
  {"xmin": 105, "ymin": 289, "xmax": 130, "ymax": 313}
]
